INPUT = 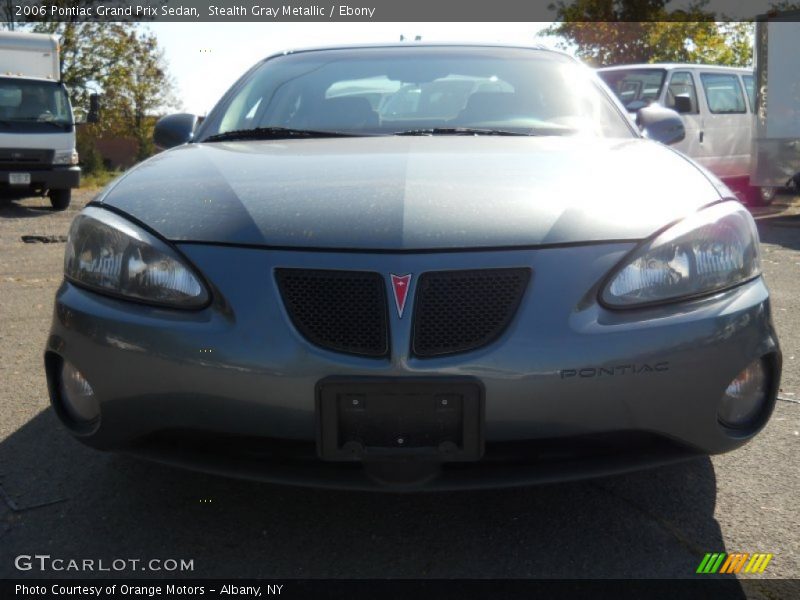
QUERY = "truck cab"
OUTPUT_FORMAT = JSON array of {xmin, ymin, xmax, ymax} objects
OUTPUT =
[{"xmin": 0, "ymin": 31, "xmax": 80, "ymax": 210}]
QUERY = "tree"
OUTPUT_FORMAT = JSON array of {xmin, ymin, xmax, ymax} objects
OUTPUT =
[
  {"xmin": 542, "ymin": 0, "xmax": 754, "ymax": 67},
  {"xmin": 100, "ymin": 30, "xmax": 178, "ymax": 160},
  {"xmin": 26, "ymin": 22, "xmax": 138, "ymax": 113},
  {"xmin": 1, "ymin": 1, "xmax": 17, "ymax": 27},
  {"xmin": 26, "ymin": 22, "xmax": 178, "ymax": 164}
]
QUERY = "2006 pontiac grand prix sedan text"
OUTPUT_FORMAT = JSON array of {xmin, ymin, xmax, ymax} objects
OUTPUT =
[{"xmin": 46, "ymin": 45, "xmax": 782, "ymax": 490}]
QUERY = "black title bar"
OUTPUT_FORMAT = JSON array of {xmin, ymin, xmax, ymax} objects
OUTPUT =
[
  {"xmin": 6, "ymin": 0, "xmax": 800, "ymax": 23},
  {"xmin": 5, "ymin": 578, "xmax": 799, "ymax": 600}
]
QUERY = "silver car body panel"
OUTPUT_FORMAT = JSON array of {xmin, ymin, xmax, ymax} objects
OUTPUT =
[
  {"xmin": 46, "ymin": 45, "xmax": 781, "ymax": 490},
  {"xmin": 47, "ymin": 241, "xmax": 779, "ymax": 463},
  {"xmin": 96, "ymin": 136, "xmax": 720, "ymax": 249}
]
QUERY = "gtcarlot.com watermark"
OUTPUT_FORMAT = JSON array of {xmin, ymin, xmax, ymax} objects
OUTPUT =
[{"xmin": 14, "ymin": 554, "xmax": 194, "ymax": 573}]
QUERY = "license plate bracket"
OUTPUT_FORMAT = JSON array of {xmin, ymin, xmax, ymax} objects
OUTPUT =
[
  {"xmin": 9, "ymin": 172, "xmax": 31, "ymax": 186},
  {"xmin": 317, "ymin": 378, "xmax": 484, "ymax": 462}
]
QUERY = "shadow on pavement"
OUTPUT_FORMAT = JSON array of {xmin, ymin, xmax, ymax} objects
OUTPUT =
[
  {"xmin": 753, "ymin": 192, "xmax": 800, "ymax": 252},
  {"xmin": 0, "ymin": 408, "xmax": 743, "ymax": 589},
  {"xmin": 758, "ymin": 216, "xmax": 800, "ymax": 252},
  {"xmin": 0, "ymin": 199, "xmax": 57, "ymax": 219}
]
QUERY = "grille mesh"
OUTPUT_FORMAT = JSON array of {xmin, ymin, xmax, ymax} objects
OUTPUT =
[
  {"xmin": 412, "ymin": 268, "xmax": 531, "ymax": 357},
  {"xmin": 0, "ymin": 148, "xmax": 53, "ymax": 170},
  {"xmin": 275, "ymin": 269, "xmax": 389, "ymax": 357}
]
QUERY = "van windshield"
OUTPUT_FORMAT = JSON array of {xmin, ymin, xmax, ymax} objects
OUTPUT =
[
  {"xmin": 597, "ymin": 69, "xmax": 667, "ymax": 112},
  {"xmin": 0, "ymin": 78, "xmax": 73, "ymax": 130},
  {"xmin": 201, "ymin": 47, "xmax": 634, "ymax": 140}
]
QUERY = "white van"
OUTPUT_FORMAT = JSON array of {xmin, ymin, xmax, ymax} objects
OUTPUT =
[
  {"xmin": 598, "ymin": 64, "xmax": 775, "ymax": 205},
  {"xmin": 0, "ymin": 31, "xmax": 80, "ymax": 210}
]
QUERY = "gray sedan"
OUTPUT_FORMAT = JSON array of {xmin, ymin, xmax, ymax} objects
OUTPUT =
[{"xmin": 46, "ymin": 45, "xmax": 781, "ymax": 490}]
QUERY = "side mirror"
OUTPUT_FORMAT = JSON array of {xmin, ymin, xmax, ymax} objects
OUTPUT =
[
  {"xmin": 153, "ymin": 113, "xmax": 198, "ymax": 149},
  {"xmin": 87, "ymin": 93, "xmax": 100, "ymax": 124},
  {"xmin": 673, "ymin": 94, "xmax": 693, "ymax": 114},
  {"xmin": 636, "ymin": 105, "xmax": 686, "ymax": 146}
]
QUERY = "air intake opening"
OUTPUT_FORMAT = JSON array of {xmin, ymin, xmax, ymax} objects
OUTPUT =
[
  {"xmin": 412, "ymin": 268, "xmax": 531, "ymax": 357},
  {"xmin": 276, "ymin": 269, "xmax": 389, "ymax": 358}
]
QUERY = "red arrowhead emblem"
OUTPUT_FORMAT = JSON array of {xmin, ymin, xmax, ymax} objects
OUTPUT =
[{"xmin": 390, "ymin": 274, "xmax": 412, "ymax": 318}]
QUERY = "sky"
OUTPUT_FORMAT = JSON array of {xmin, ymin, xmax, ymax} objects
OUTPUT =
[{"xmin": 146, "ymin": 23, "xmax": 556, "ymax": 115}]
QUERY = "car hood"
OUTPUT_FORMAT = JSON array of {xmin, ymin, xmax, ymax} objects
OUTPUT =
[{"xmin": 99, "ymin": 136, "xmax": 722, "ymax": 250}]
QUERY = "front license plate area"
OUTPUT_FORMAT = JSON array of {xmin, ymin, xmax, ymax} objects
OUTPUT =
[
  {"xmin": 317, "ymin": 379, "xmax": 484, "ymax": 462},
  {"xmin": 9, "ymin": 172, "xmax": 31, "ymax": 186}
]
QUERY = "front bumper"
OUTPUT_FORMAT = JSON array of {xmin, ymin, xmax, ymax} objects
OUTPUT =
[
  {"xmin": 0, "ymin": 166, "xmax": 80, "ymax": 196},
  {"xmin": 45, "ymin": 243, "xmax": 782, "ymax": 490}
]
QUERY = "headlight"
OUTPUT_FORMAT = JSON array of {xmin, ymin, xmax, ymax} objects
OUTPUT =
[
  {"xmin": 65, "ymin": 207, "xmax": 209, "ymax": 308},
  {"xmin": 53, "ymin": 149, "xmax": 79, "ymax": 165},
  {"xmin": 602, "ymin": 202, "xmax": 760, "ymax": 308}
]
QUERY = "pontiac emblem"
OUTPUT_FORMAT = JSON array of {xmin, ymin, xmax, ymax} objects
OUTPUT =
[{"xmin": 390, "ymin": 274, "xmax": 412, "ymax": 318}]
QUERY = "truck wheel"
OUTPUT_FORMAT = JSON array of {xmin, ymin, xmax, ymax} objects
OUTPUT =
[
  {"xmin": 49, "ymin": 189, "xmax": 71, "ymax": 211},
  {"xmin": 746, "ymin": 185, "xmax": 776, "ymax": 207}
]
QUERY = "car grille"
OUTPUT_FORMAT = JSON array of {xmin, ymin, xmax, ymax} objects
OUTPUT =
[
  {"xmin": 0, "ymin": 148, "xmax": 54, "ymax": 170},
  {"xmin": 412, "ymin": 268, "xmax": 531, "ymax": 357},
  {"xmin": 275, "ymin": 269, "xmax": 389, "ymax": 358}
]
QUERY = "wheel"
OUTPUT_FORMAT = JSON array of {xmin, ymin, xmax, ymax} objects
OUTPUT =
[
  {"xmin": 746, "ymin": 185, "xmax": 776, "ymax": 207},
  {"xmin": 49, "ymin": 189, "xmax": 71, "ymax": 211}
]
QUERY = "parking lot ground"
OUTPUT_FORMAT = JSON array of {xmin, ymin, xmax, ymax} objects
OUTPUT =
[{"xmin": 0, "ymin": 190, "xmax": 798, "ymax": 584}]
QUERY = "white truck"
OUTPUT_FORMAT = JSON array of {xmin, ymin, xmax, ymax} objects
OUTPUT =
[
  {"xmin": 751, "ymin": 12, "xmax": 800, "ymax": 195},
  {"xmin": 0, "ymin": 31, "xmax": 80, "ymax": 210}
]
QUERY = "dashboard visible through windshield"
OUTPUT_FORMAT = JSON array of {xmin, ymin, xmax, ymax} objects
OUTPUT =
[
  {"xmin": 0, "ymin": 77, "xmax": 73, "ymax": 131},
  {"xmin": 597, "ymin": 68, "xmax": 667, "ymax": 112},
  {"xmin": 199, "ymin": 46, "xmax": 635, "ymax": 141}
]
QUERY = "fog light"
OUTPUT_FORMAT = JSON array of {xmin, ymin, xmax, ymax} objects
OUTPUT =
[
  {"xmin": 59, "ymin": 361, "xmax": 99, "ymax": 423},
  {"xmin": 718, "ymin": 359, "xmax": 769, "ymax": 429}
]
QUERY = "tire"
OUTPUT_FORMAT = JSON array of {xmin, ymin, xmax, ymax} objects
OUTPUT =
[
  {"xmin": 49, "ymin": 189, "xmax": 71, "ymax": 211},
  {"xmin": 746, "ymin": 185, "xmax": 776, "ymax": 207}
]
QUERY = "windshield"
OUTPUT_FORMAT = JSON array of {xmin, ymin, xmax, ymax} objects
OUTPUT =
[
  {"xmin": 0, "ymin": 78, "xmax": 73, "ymax": 130},
  {"xmin": 597, "ymin": 68, "xmax": 667, "ymax": 112},
  {"xmin": 200, "ymin": 47, "xmax": 634, "ymax": 140}
]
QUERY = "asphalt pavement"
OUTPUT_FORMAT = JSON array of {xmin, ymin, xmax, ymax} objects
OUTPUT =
[{"xmin": 0, "ymin": 189, "xmax": 798, "ymax": 585}]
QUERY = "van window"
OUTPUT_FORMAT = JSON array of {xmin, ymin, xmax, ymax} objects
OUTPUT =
[
  {"xmin": 700, "ymin": 73, "xmax": 747, "ymax": 114},
  {"xmin": 665, "ymin": 72, "xmax": 698, "ymax": 113},
  {"xmin": 742, "ymin": 74, "xmax": 756, "ymax": 112},
  {"xmin": 597, "ymin": 68, "xmax": 666, "ymax": 112}
]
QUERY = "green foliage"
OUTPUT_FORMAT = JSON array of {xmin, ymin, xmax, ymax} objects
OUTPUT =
[
  {"xmin": 99, "ymin": 30, "xmax": 178, "ymax": 161},
  {"xmin": 542, "ymin": 0, "xmax": 754, "ymax": 67},
  {"xmin": 75, "ymin": 126, "xmax": 104, "ymax": 174},
  {"xmin": 81, "ymin": 168, "xmax": 123, "ymax": 190}
]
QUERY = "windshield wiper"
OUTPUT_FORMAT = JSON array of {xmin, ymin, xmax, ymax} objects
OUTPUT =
[
  {"xmin": 394, "ymin": 127, "xmax": 536, "ymax": 137},
  {"xmin": 10, "ymin": 119, "xmax": 69, "ymax": 130},
  {"xmin": 203, "ymin": 127, "xmax": 362, "ymax": 143},
  {"xmin": 0, "ymin": 119, "xmax": 66, "ymax": 128},
  {"xmin": 34, "ymin": 120, "xmax": 69, "ymax": 130}
]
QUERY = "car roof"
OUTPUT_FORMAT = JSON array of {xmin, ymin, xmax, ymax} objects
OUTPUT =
[
  {"xmin": 597, "ymin": 63, "xmax": 752, "ymax": 73},
  {"xmin": 261, "ymin": 42, "xmax": 564, "ymax": 62}
]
